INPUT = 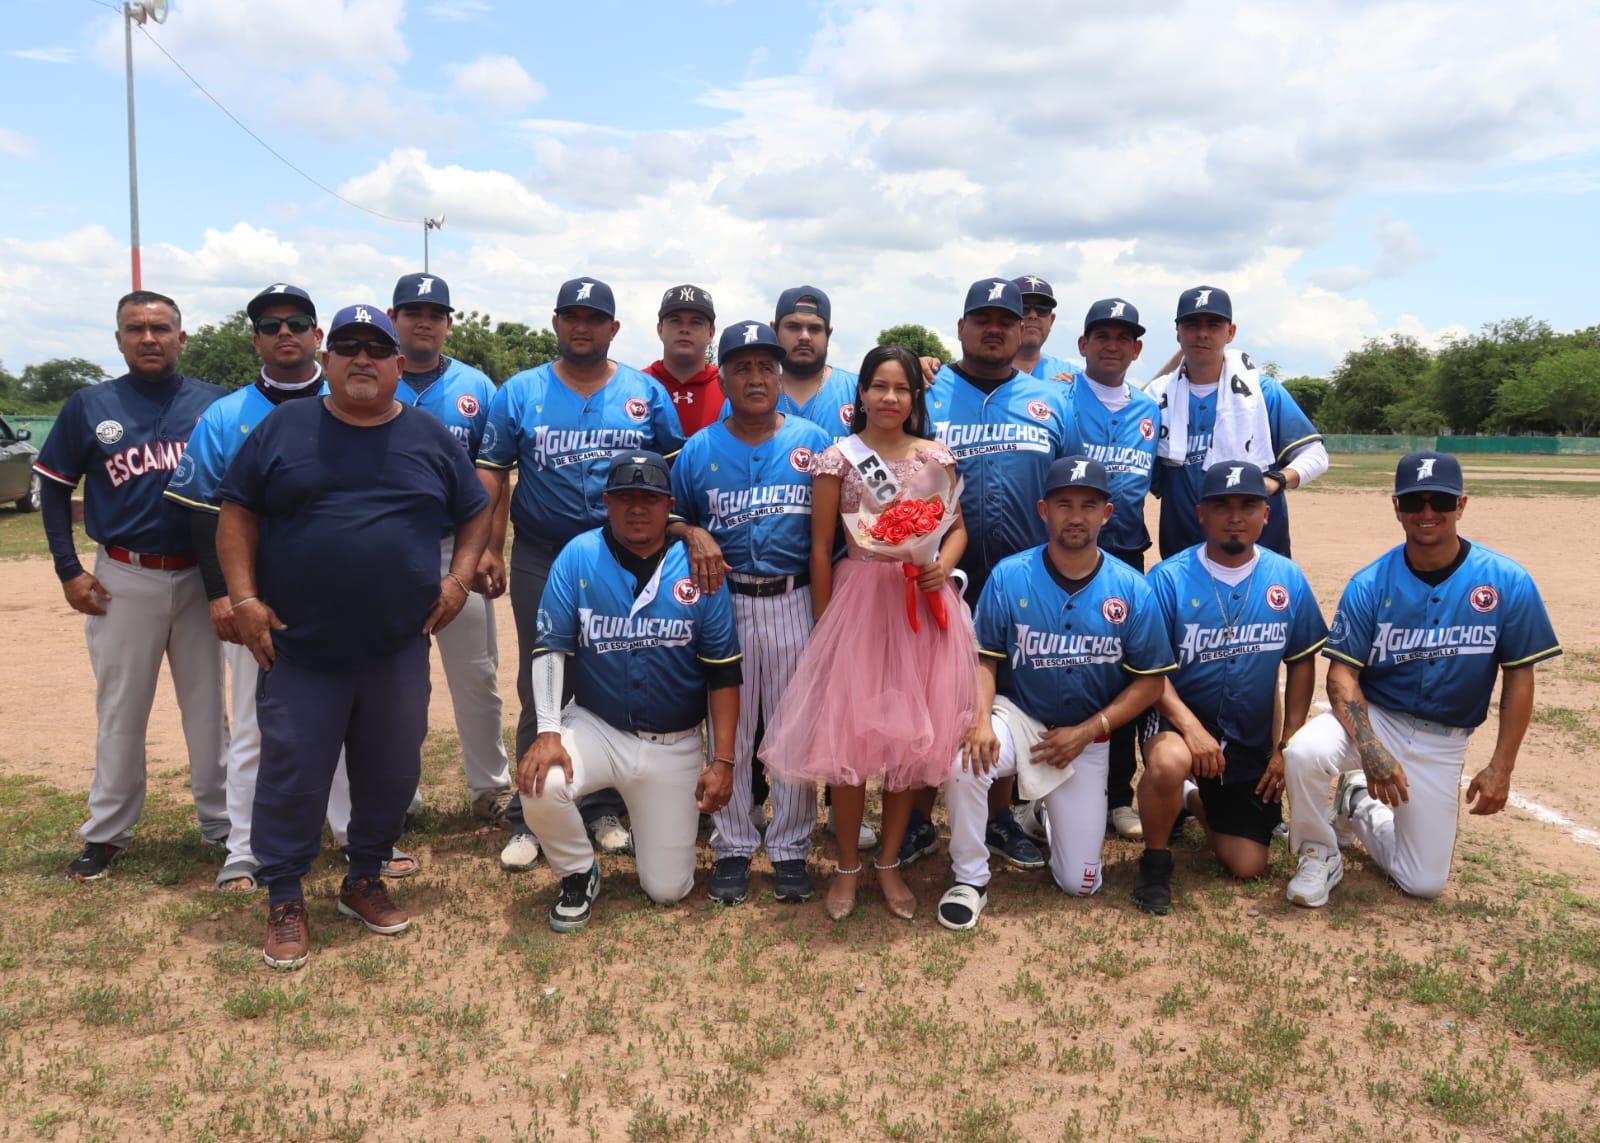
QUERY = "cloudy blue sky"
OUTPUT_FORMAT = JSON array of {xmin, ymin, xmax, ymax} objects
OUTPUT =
[{"xmin": 3, "ymin": 0, "xmax": 1596, "ymax": 381}]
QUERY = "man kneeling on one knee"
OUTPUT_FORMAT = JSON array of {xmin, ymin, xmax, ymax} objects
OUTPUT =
[{"xmin": 517, "ymin": 450, "xmax": 742, "ymax": 932}]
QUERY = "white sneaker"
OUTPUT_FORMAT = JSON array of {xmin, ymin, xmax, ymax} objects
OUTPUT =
[
  {"xmin": 827, "ymin": 808, "xmax": 878, "ymax": 851},
  {"xmin": 589, "ymin": 814, "xmax": 632, "ymax": 855},
  {"xmin": 1332, "ymin": 771, "xmax": 1367, "ymax": 849},
  {"xmin": 500, "ymin": 829, "xmax": 540, "ymax": 873},
  {"xmin": 1286, "ymin": 850, "xmax": 1344, "ymax": 908},
  {"xmin": 1108, "ymin": 805, "xmax": 1143, "ymax": 840},
  {"xmin": 1015, "ymin": 799, "xmax": 1049, "ymax": 845}
]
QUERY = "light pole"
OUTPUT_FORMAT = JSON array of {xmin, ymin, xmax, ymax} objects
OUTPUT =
[
  {"xmin": 122, "ymin": 0, "xmax": 167, "ymax": 291},
  {"xmin": 423, "ymin": 215, "xmax": 445, "ymax": 271}
]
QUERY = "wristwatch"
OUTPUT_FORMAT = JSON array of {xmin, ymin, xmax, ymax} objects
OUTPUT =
[{"xmin": 1264, "ymin": 470, "xmax": 1288, "ymax": 496}]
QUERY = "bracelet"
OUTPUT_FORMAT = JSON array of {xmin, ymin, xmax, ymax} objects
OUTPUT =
[
  {"xmin": 709, "ymin": 756, "xmax": 735, "ymax": 768},
  {"xmin": 446, "ymin": 573, "xmax": 471, "ymax": 596},
  {"xmin": 229, "ymin": 596, "xmax": 259, "ymax": 613},
  {"xmin": 1097, "ymin": 712, "xmax": 1111, "ymax": 737}
]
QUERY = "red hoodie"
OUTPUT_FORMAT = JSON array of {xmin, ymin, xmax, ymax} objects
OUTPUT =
[{"xmin": 643, "ymin": 360, "xmax": 723, "ymax": 435}]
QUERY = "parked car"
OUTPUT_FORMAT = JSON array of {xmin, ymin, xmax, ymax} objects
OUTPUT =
[{"xmin": 0, "ymin": 415, "xmax": 41, "ymax": 512}]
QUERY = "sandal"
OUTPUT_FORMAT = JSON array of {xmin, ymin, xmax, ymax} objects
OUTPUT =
[
  {"xmin": 874, "ymin": 858, "xmax": 916, "ymax": 920},
  {"xmin": 345, "ymin": 849, "xmax": 422, "ymax": 879},
  {"xmin": 826, "ymin": 864, "xmax": 862, "ymax": 921},
  {"xmin": 214, "ymin": 863, "xmax": 259, "ymax": 894}
]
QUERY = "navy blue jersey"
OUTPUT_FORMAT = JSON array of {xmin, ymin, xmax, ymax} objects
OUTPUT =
[
  {"xmin": 670, "ymin": 415, "xmax": 830, "ymax": 577},
  {"xmin": 397, "ymin": 357, "xmax": 495, "ymax": 457},
  {"xmin": 476, "ymin": 363, "xmax": 686, "ymax": 545},
  {"xmin": 974, "ymin": 546, "xmax": 1175, "ymax": 727},
  {"xmin": 1147, "ymin": 545, "xmax": 1328, "ymax": 778},
  {"xmin": 218, "ymin": 401, "xmax": 489, "ymax": 671},
  {"xmin": 717, "ymin": 367, "xmax": 859, "ymax": 441},
  {"xmin": 164, "ymin": 382, "xmax": 279, "ymax": 513},
  {"xmin": 1065, "ymin": 373, "xmax": 1160, "ymax": 553},
  {"xmin": 1324, "ymin": 541, "xmax": 1560, "ymax": 728},
  {"xmin": 34, "ymin": 374, "xmax": 223, "ymax": 553},
  {"xmin": 535, "ymin": 529, "xmax": 742, "ymax": 733}
]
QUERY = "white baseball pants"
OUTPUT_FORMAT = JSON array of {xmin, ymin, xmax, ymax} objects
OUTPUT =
[
  {"xmin": 1286, "ymin": 708, "xmax": 1470, "ymax": 899},
  {"xmin": 429, "ymin": 536, "xmax": 511, "ymax": 800}
]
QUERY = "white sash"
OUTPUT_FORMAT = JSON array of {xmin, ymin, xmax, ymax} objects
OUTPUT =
[{"xmin": 836, "ymin": 433, "xmax": 901, "ymax": 509}]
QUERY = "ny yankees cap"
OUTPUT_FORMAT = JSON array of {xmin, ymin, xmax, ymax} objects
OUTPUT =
[
  {"xmin": 247, "ymin": 283, "xmax": 316, "ymax": 323},
  {"xmin": 393, "ymin": 272, "xmax": 453, "ymax": 312},
  {"xmin": 605, "ymin": 450, "xmax": 672, "ymax": 495},
  {"xmin": 1083, "ymin": 297, "xmax": 1146, "ymax": 338},
  {"xmin": 1012, "ymin": 275, "xmax": 1056, "ymax": 305},
  {"xmin": 1176, "ymin": 285, "xmax": 1232, "ymax": 323},
  {"xmin": 717, "ymin": 320, "xmax": 786, "ymax": 363},
  {"xmin": 658, "ymin": 284, "xmax": 715, "ymax": 321},
  {"xmin": 555, "ymin": 277, "xmax": 617, "ymax": 318},
  {"xmin": 774, "ymin": 286, "xmax": 832, "ymax": 326},
  {"xmin": 1043, "ymin": 454, "xmax": 1111, "ymax": 497},
  {"xmin": 964, "ymin": 278, "xmax": 1025, "ymax": 318},
  {"xmin": 327, "ymin": 304, "xmax": 399, "ymax": 346},
  {"xmin": 1394, "ymin": 451, "xmax": 1464, "ymax": 496},
  {"xmin": 1200, "ymin": 460, "xmax": 1270, "ymax": 501}
]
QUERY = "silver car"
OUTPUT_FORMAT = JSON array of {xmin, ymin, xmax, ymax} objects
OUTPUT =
[{"xmin": 0, "ymin": 415, "xmax": 40, "ymax": 512}]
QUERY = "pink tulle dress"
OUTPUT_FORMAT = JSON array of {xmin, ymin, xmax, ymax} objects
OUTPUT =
[{"xmin": 760, "ymin": 440, "xmax": 978, "ymax": 792}]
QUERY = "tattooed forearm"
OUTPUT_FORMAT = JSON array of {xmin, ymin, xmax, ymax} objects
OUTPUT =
[{"xmin": 1334, "ymin": 696, "xmax": 1401, "ymax": 779}]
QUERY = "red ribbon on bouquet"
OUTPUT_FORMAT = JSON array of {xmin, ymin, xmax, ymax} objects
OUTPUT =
[{"xmin": 900, "ymin": 563, "xmax": 950, "ymax": 632}]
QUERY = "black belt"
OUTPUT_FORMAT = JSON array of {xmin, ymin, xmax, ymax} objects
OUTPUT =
[{"xmin": 727, "ymin": 570, "xmax": 810, "ymax": 598}]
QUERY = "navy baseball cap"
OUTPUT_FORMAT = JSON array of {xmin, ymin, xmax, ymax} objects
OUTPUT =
[
  {"xmin": 555, "ymin": 277, "xmax": 617, "ymax": 318},
  {"xmin": 718, "ymin": 320, "xmax": 786, "ymax": 363},
  {"xmin": 1012, "ymin": 275, "xmax": 1056, "ymax": 306},
  {"xmin": 964, "ymin": 278, "xmax": 1024, "ymax": 318},
  {"xmin": 774, "ymin": 286, "xmax": 831, "ymax": 326},
  {"xmin": 327, "ymin": 304, "xmax": 399, "ymax": 346},
  {"xmin": 393, "ymin": 272, "xmax": 453, "ymax": 311},
  {"xmin": 247, "ymin": 283, "xmax": 316, "ymax": 323},
  {"xmin": 1083, "ymin": 297, "xmax": 1146, "ymax": 338},
  {"xmin": 659, "ymin": 284, "xmax": 715, "ymax": 320},
  {"xmin": 1043, "ymin": 455, "xmax": 1111, "ymax": 497},
  {"xmin": 1176, "ymin": 285, "xmax": 1232, "ymax": 323},
  {"xmin": 605, "ymin": 450, "xmax": 672, "ymax": 495},
  {"xmin": 1200, "ymin": 460, "xmax": 1271, "ymax": 501},
  {"xmin": 1394, "ymin": 451, "xmax": 1464, "ymax": 496}
]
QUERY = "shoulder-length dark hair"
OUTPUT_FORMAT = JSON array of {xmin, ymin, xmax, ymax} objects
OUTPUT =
[{"xmin": 850, "ymin": 344, "xmax": 934, "ymax": 439}]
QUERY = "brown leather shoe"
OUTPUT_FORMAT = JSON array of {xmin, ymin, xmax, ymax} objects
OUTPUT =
[
  {"xmin": 337, "ymin": 875, "xmax": 411, "ymax": 935},
  {"xmin": 263, "ymin": 899, "xmax": 310, "ymax": 970}
]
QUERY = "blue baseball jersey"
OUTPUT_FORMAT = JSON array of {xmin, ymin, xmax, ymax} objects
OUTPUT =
[
  {"xmin": 164, "ymin": 382, "xmax": 282, "ymax": 513},
  {"xmin": 1065, "ymin": 373, "xmax": 1160, "ymax": 554},
  {"xmin": 1323, "ymin": 541, "xmax": 1561, "ymax": 729},
  {"xmin": 670, "ymin": 415, "xmax": 830, "ymax": 577},
  {"xmin": 397, "ymin": 357, "xmax": 495, "ymax": 458},
  {"xmin": 34, "ymin": 374, "xmax": 223, "ymax": 553},
  {"xmin": 1148, "ymin": 545, "xmax": 1328, "ymax": 778},
  {"xmin": 476, "ymin": 363, "xmax": 686, "ymax": 545},
  {"xmin": 1029, "ymin": 353, "xmax": 1082, "ymax": 381},
  {"xmin": 926, "ymin": 366, "xmax": 1083, "ymax": 589},
  {"xmin": 717, "ymin": 367, "xmax": 859, "ymax": 441},
  {"xmin": 535, "ymin": 530, "xmax": 742, "ymax": 733},
  {"xmin": 1154, "ymin": 376, "xmax": 1320, "ymax": 557},
  {"xmin": 974, "ymin": 546, "xmax": 1175, "ymax": 727}
]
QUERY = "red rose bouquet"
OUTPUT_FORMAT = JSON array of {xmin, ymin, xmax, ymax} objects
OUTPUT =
[{"xmin": 844, "ymin": 468, "xmax": 964, "ymax": 632}]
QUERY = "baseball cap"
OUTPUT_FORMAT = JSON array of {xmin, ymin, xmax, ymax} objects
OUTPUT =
[
  {"xmin": 1083, "ymin": 297, "xmax": 1146, "ymax": 338},
  {"xmin": 658, "ymin": 284, "xmax": 715, "ymax": 321},
  {"xmin": 392, "ymin": 272, "xmax": 453, "ymax": 312},
  {"xmin": 964, "ymin": 278, "xmax": 1024, "ymax": 318},
  {"xmin": 774, "ymin": 286, "xmax": 832, "ymax": 327},
  {"xmin": 326, "ymin": 304, "xmax": 399, "ymax": 346},
  {"xmin": 1043, "ymin": 455, "xmax": 1111, "ymax": 497},
  {"xmin": 718, "ymin": 321, "xmax": 786, "ymax": 363},
  {"xmin": 1394, "ymin": 451, "xmax": 1464, "ymax": 496},
  {"xmin": 1012, "ymin": 275, "xmax": 1056, "ymax": 306},
  {"xmin": 1200, "ymin": 461, "xmax": 1271, "ymax": 501},
  {"xmin": 247, "ymin": 283, "xmax": 316, "ymax": 323},
  {"xmin": 605, "ymin": 450, "xmax": 672, "ymax": 495},
  {"xmin": 555, "ymin": 277, "xmax": 617, "ymax": 318},
  {"xmin": 1176, "ymin": 285, "xmax": 1232, "ymax": 323}
]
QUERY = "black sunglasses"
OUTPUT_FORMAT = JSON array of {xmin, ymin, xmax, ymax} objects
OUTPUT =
[
  {"xmin": 256, "ymin": 315, "xmax": 315, "ymax": 335},
  {"xmin": 1396, "ymin": 492, "xmax": 1459, "ymax": 514},
  {"xmin": 1021, "ymin": 303, "xmax": 1056, "ymax": 317},
  {"xmin": 328, "ymin": 338, "xmax": 397, "ymax": 360}
]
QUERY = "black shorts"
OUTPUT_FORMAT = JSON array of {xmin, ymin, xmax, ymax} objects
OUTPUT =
[{"xmin": 1141, "ymin": 715, "xmax": 1282, "ymax": 846}]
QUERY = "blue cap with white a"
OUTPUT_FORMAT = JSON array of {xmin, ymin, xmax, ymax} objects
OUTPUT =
[
  {"xmin": 247, "ymin": 282, "xmax": 316, "ymax": 323},
  {"xmin": 1200, "ymin": 460, "xmax": 1270, "ymax": 501},
  {"xmin": 1083, "ymin": 297, "xmax": 1145, "ymax": 338},
  {"xmin": 1176, "ymin": 285, "xmax": 1232, "ymax": 323},
  {"xmin": 964, "ymin": 278, "xmax": 1024, "ymax": 318},
  {"xmin": 774, "ymin": 286, "xmax": 831, "ymax": 326},
  {"xmin": 555, "ymin": 277, "xmax": 616, "ymax": 318},
  {"xmin": 718, "ymin": 320, "xmax": 786, "ymax": 363},
  {"xmin": 1394, "ymin": 451, "xmax": 1464, "ymax": 496},
  {"xmin": 327, "ymin": 304, "xmax": 399, "ymax": 346},
  {"xmin": 1012, "ymin": 275, "xmax": 1055, "ymax": 305},
  {"xmin": 393, "ymin": 272, "xmax": 453, "ymax": 311},
  {"xmin": 1043, "ymin": 454, "xmax": 1111, "ymax": 497}
]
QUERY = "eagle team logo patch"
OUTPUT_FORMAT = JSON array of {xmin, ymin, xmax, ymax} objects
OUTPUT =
[
  {"xmin": 838, "ymin": 402, "xmax": 854, "ymax": 426},
  {"xmin": 1102, "ymin": 597, "xmax": 1128, "ymax": 624},
  {"xmin": 1265, "ymin": 584, "xmax": 1290, "ymax": 611},
  {"xmin": 1468, "ymin": 584, "xmax": 1499, "ymax": 613},
  {"xmin": 624, "ymin": 397, "xmax": 649, "ymax": 422},
  {"xmin": 95, "ymin": 420, "xmax": 124, "ymax": 445},
  {"xmin": 1026, "ymin": 400, "xmax": 1052, "ymax": 421},
  {"xmin": 672, "ymin": 578, "xmax": 701, "ymax": 606},
  {"xmin": 789, "ymin": 446, "xmax": 813, "ymax": 473},
  {"xmin": 1139, "ymin": 417, "xmax": 1155, "ymax": 441},
  {"xmin": 456, "ymin": 394, "xmax": 480, "ymax": 419}
]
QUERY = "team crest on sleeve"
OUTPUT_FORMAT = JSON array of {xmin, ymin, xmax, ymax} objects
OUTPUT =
[
  {"xmin": 456, "ymin": 394, "xmax": 480, "ymax": 418},
  {"xmin": 1329, "ymin": 610, "xmax": 1348, "ymax": 641},
  {"xmin": 1265, "ymin": 584, "xmax": 1289, "ymax": 611},
  {"xmin": 1101, "ymin": 597, "xmax": 1128, "ymax": 624},
  {"xmin": 624, "ymin": 397, "xmax": 649, "ymax": 422},
  {"xmin": 1139, "ymin": 417, "xmax": 1155, "ymax": 441},
  {"xmin": 789, "ymin": 446, "xmax": 814, "ymax": 473},
  {"xmin": 839, "ymin": 403, "xmax": 854, "ymax": 426},
  {"xmin": 95, "ymin": 420, "xmax": 124, "ymax": 445},
  {"xmin": 1468, "ymin": 584, "xmax": 1499, "ymax": 613},
  {"xmin": 672, "ymin": 578, "xmax": 701, "ymax": 606},
  {"xmin": 1026, "ymin": 400, "xmax": 1052, "ymax": 422}
]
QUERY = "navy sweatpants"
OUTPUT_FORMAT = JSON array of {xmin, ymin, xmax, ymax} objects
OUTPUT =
[{"xmin": 253, "ymin": 637, "xmax": 430, "ymax": 905}]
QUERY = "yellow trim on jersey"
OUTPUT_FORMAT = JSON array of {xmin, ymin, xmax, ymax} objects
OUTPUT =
[
  {"xmin": 1323, "ymin": 647, "xmax": 1366, "ymax": 668},
  {"xmin": 661, "ymin": 447, "xmax": 683, "ymax": 461},
  {"xmin": 977, "ymin": 647, "xmax": 1008, "ymax": 660},
  {"xmin": 1122, "ymin": 661, "xmax": 1178, "ymax": 676},
  {"xmin": 697, "ymin": 652, "xmax": 743, "ymax": 665},
  {"xmin": 1502, "ymin": 645, "xmax": 1562, "ymax": 669},
  {"xmin": 1275, "ymin": 433, "xmax": 1322, "ymax": 464},
  {"xmin": 530, "ymin": 646, "xmax": 575, "ymax": 658},
  {"xmin": 162, "ymin": 490, "xmax": 220, "ymax": 513},
  {"xmin": 474, "ymin": 458, "xmax": 514, "ymax": 470},
  {"xmin": 1284, "ymin": 637, "xmax": 1327, "ymax": 663}
]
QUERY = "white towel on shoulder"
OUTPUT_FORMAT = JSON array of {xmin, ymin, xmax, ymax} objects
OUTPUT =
[
  {"xmin": 1147, "ymin": 348, "xmax": 1275, "ymax": 472},
  {"xmin": 992, "ymin": 694, "xmax": 1076, "ymax": 801}
]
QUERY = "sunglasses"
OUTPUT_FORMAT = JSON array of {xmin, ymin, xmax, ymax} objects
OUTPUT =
[
  {"xmin": 328, "ymin": 338, "xmax": 397, "ymax": 360},
  {"xmin": 255, "ymin": 315, "xmax": 315, "ymax": 335},
  {"xmin": 1022, "ymin": 304, "xmax": 1056, "ymax": 317},
  {"xmin": 1396, "ymin": 492, "xmax": 1459, "ymax": 514}
]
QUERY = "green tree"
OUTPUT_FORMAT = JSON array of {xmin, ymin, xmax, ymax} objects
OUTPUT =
[
  {"xmin": 877, "ymin": 323, "xmax": 950, "ymax": 362},
  {"xmin": 1319, "ymin": 334, "xmax": 1431, "ymax": 433},
  {"xmin": 18, "ymin": 357, "xmax": 109, "ymax": 404},
  {"xmin": 178, "ymin": 309, "xmax": 258, "ymax": 391},
  {"xmin": 1280, "ymin": 376, "xmax": 1329, "ymax": 423},
  {"xmin": 1493, "ymin": 347, "xmax": 1600, "ymax": 435},
  {"xmin": 1432, "ymin": 317, "xmax": 1562, "ymax": 434},
  {"xmin": 445, "ymin": 312, "xmax": 558, "ymax": 384}
]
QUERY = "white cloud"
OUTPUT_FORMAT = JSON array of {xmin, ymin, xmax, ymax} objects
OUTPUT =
[
  {"xmin": 428, "ymin": 0, "xmax": 491, "ymax": 20},
  {"xmin": 8, "ymin": 47, "xmax": 74, "ymax": 64},
  {"xmin": 337, "ymin": 149, "xmax": 564, "ymax": 235},
  {"xmin": 450, "ymin": 55, "xmax": 545, "ymax": 113},
  {"xmin": 1310, "ymin": 216, "xmax": 1432, "ymax": 292},
  {"xmin": 0, "ymin": 128, "xmax": 36, "ymax": 160}
]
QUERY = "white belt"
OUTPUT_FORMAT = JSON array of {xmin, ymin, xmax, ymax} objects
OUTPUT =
[{"xmin": 633, "ymin": 727, "xmax": 699, "ymax": 745}]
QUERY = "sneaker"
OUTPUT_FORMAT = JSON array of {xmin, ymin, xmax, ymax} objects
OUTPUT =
[
  {"xmin": 826, "ymin": 809, "xmax": 879, "ymax": 851},
  {"xmin": 549, "ymin": 863, "xmax": 600, "ymax": 932},
  {"xmin": 1286, "ymin": 850, "xmax": 1344, "ymax": 908},
  {"xmin": 1132, "ymin": 848, "xmax": 1175, "ymax": 915},
  {"xmin": 1332, "ymin": 771, "xmax": 1368, "ymax": 848},
  {"xmin": 937, "ymin": 883, "xmax": 988, "ymax": 931},
  {"xmin": 1015, "ymin": 800, "xmax": 1049, "ymax": 845},
  {"xmin": 772, "ymin": 859, "xmax": 813, "ymax": 903},
  {"xmin": 1272, "ymin": 821, "xmax": 1289, "ymax": 840},
  {"xmin": 588, "ymin": 814, "xmax": 632, "ymax": 856},
  {"xmin": 337, "ymin": 875, "xmax": 411, "ymax": 935},
  {"xmin": 471, "ymin": 788, "xmax": 514, "ymax": 824},
  {"xmin": 500, "ymin": 827, "xmax": 540, "ymax": 872},
  {"xmin": 986, "ymin": 811, "xmax": 1047, "ymax": 870},
  {"xmin": 898, "ymin": 819, "xmax": 939, "ymax": 866},
  {"xmin": 1108, "ymin": 805, "xmax": 1144, "ymax": 840},
  {"xmin": 708, "ymin": 856, "xmax": 751, "ymax": 905},
  {"xmin": 65, "ymin": 842, "xmax": 123, "ymax": 882},
  {"xmin": 262, "ymin": 899, "xmax": 310, "ymax": 970}
]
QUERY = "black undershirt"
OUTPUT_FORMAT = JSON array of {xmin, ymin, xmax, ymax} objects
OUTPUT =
[
  {"xmin": 949, "ymin": 361, "xmax": 1021, "ymax": 397},
  {"xmin": 1404, "ymin": 538, "xmax": 1472, "ymax": 587},
  {"xmin": 600, "ymin": 525, "xmax": 741, "ymax": 690},
  {"xmin": 1044, "ymin": 550, "xmax": 1104, "ymax": 595}
]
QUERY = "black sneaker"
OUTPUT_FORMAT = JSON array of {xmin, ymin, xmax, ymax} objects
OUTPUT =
[
  {"xmin": 66, "ymin": 842, "xmax": 123, "ymax": 882},
  {"xmin": 548, "ymin": 863, "xmax": 600, "ymax": 933},
  {"xmin": 708, "ymin": 856, "xmax": 751, "ymax": 905},
  {"xmin": 1132, "ymin": 848, "xmax": 1175, "ymax": 915},
  {"xmin": 898, "ymin": 819, "xmax": 940, "ymax": 866},
  {"xmin": 771, "ymin": 859, "xmax": 814, "ymax": 903},
  {"xmin": 986, "ymin": 811, "xmax": 1047, "ymax": 870}
]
